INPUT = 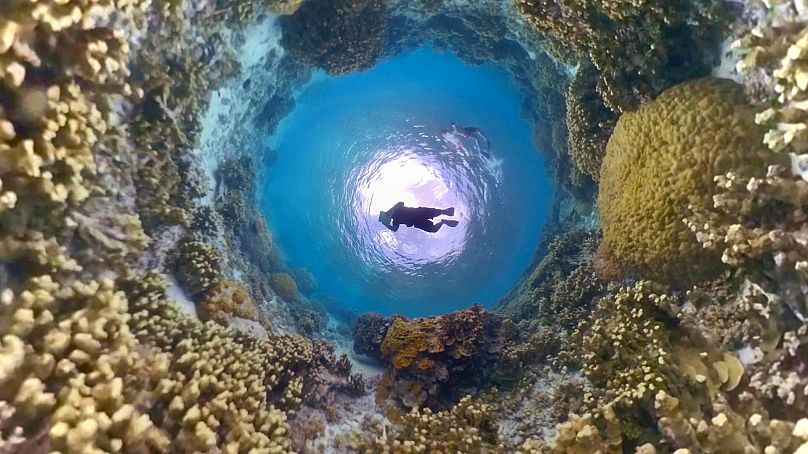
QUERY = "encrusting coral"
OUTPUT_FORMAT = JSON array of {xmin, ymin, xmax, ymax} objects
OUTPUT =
[
  {"xmin": 196, "ymin": 279, "xmax": 259, "ymax": 326},
  {"xmin": 598, "ymin": 78, "xmax": 772, "ymax": 286},
  {"xmin": 368, "ymin": 305, "xmax": 515, "ymax": 409}
]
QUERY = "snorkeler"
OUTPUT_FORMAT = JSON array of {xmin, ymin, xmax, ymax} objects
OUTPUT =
[
  {"xmin": 441, "ymin": 122, "xmax": 491, "ymax": 158},
  {"xmin": 378, "ymin": 202, "xmax": 459, "ymax": 233}
]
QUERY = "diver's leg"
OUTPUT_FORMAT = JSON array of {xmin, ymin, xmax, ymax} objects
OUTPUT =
[
  {"xmin": 415, "ymin": 207, "xmax": 444, "ymax": 219},
  {"xmin": 415, "ymin": 220, "xmax": 442, "ymax": 233}
]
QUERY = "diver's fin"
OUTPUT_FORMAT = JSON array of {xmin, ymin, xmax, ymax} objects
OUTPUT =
[
  {"xmin": 444, "ymin": 220, "xmax": 459, "ymax": 227},
  {"xmin": 445, "ymin": 207, "xmax": 455, "ymax": 216}
]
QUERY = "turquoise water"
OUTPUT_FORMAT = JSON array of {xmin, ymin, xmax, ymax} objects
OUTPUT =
[{"xmin": 259, "ymin": 47, "xmax": 551, "ymax": 316}]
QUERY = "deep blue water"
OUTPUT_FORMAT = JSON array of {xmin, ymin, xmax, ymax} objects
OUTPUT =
[{"xmin": 259, "ymin": 47, "xmax": 551, "ymax": 317}]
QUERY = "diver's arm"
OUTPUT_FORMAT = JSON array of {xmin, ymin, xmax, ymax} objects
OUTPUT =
[{"xmin": 389, "ymin": 221, "xmax": 399, "ymax": 232}]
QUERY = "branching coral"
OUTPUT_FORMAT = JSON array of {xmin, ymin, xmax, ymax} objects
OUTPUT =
[
  {"xmin": 170, "ymin": 235, "xmax": 223, "ymax": 299},
  {"xmin": 495, "ymin": 229, "xmax": 600, "ymax": 330},
  {"xmin": 123, "ymin": 271, "xmax": 318, "ymax": 451},
  {"xmin": 598, "ymin": 78, "xmax": 772, "ymax": 286},
  {"xmin": 280, "ymin": 0, "xmax": 388, "ymax": 75},
  {"xmin": 342, "ymin": 395, "xmax": 499, "ymax": 452}
]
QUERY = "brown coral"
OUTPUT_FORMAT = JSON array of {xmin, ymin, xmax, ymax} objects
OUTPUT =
[
  {"xmin": 566, "ymin": 63, "xmax": 617, "ymax": 182},
  {"xmin": 374, "ymin": 305, "xmax": 513, "ymax": 409}
]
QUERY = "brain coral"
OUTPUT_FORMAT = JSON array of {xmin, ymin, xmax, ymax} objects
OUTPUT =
[
  {"xmin": 597, "ymin": 78, "xmax": 770, "ymax": 285},
  {"xmin": 270, "ymin": 272, "xmax": 299, "ymax": 301}
]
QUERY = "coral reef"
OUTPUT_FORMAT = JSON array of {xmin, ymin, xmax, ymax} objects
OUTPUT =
[
  {"xmin": 566, "ymin": 63, "xmax": 617, "ymax": 182},
  {"xmin": 353, "ymin": 312, "xmax": 394, "ymax": 358},
  {"xmin": 338, "ymin": 395, "xmax": 499, "ymax": 452},
  {"xmin": 495, "ymin": 229, "xmax": 600, "ymax": 330},
  {"xmin": 270, "ymin": 272, "xmax": 299, "ymax": 302},
  {"xmin": 124, "ymin": 272, "xmax": 318, "ymax": 451},
  {"xmin": 598, "ymin": 78, "xmax": 772, "ymax": 286},
  {"xmin": 196, "ymin": 279, "xmax": 260, "ymax": 326},
  {"xmin": 371, "ymin": 306, "xmax": 514, "ymax": 409},
  {"xmin": 516, "ymin": 0, "xmax": 724, "ymax": 113},
  {"xmin": 170, "ymin": 235, "xmax": 223, "ymax": 300},
  {"xmin": 1, "ymin": 0, "xmax": 805, "ymax": 451},
  {"xmin": 280, "ymin": 0, "xmax": 388, "ymax": 75}
]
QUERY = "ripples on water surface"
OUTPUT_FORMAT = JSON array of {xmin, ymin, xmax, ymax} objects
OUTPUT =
[{"xmin": 260, "ymin": 47, "xmax": 551, "ymax": 316}]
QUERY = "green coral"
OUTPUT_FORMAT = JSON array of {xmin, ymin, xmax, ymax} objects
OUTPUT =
[{"xmin": 598, "ymin": 78, "xmax": 771, "ymax": 286}]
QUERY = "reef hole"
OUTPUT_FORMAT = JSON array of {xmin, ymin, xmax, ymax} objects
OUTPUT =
[{"xmin": 259, "ymin": 47, "xmax": 552, "ymax": 316}]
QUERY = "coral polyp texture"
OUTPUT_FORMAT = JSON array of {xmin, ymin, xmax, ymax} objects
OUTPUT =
[{"xmin": 598, "ymin": 78, "xmax": 771, "ymax": 286}]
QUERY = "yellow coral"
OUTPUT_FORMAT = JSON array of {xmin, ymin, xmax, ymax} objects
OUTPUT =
[{"xmin": 598, "ymin": 78, "xmax": 771, "ymax": 285}]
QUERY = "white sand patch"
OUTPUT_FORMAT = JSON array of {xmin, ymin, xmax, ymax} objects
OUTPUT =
[
  {"xmin": 230, "ymin": 317, "xmax": 269, "ymax": 338},
  {"xmin": 712, "ymin": 37, "xmax": 743, "ymax": 82},
  {"xmin": 166, "ymin": 275, "xmax": 197, "ymax": 317}
]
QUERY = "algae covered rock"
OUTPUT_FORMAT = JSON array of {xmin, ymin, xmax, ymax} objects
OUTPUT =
[
  {"xmin": 598, "ymin": 78, "xmax": 770, "ymax": 285},
  {"xmin": 280, "ymin": 0, "xmax": 388, "ymax": 75}
]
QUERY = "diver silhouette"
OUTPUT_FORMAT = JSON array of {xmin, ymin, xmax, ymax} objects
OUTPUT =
[
  {"xmin": 440, "ymin": 122, "xmax": 491, "ymax": 158},
  {"xmin": 378, "ymin": 202, "xmax": 459, "ymax": 233}
]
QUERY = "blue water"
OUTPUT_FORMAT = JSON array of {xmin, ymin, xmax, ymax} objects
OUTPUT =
[{"xmin": 259, "ymin": 47, "xmax": 551, "ymax": 317}]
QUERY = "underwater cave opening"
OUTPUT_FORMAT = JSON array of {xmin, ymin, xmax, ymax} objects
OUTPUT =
[{"xmin": 258, "ymin": 46, "xmax": 552, "ymax": 317}]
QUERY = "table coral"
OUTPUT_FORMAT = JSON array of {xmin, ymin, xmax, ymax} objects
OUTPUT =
[{"xmin": 598, "ymin": 78, "xmax": 772, "ymax": 286}]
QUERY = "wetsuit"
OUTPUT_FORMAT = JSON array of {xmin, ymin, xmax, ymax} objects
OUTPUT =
[{"xmin": 386, "ymin": 202, "xmax": 444, "ymax": 233}]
